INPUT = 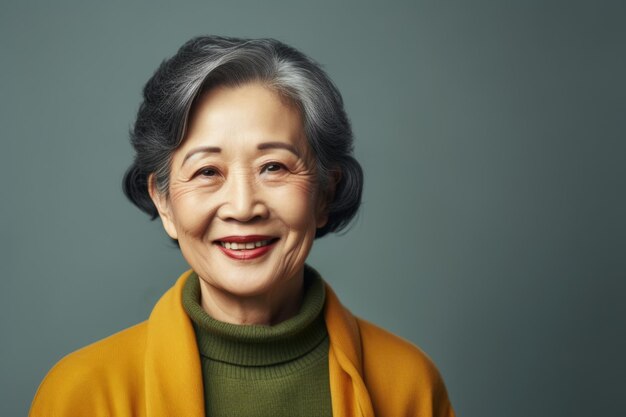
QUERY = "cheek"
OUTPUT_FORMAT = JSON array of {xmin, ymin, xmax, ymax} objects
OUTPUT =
[
  {"xmin": 269, "ymin": 181, "xmax": 319, "ymax": 230},
  {"xmin": 169, "ymin": 185, "xmax": 218, "ymax": 237}
]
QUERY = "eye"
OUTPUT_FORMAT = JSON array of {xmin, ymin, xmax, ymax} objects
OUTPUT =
[
  {"xmin": 196, "ymin": 167, "xmax": 219, "ymax": 178},
  {"xmin": 262, "ymin": 162, "xmax": 286, "ymax": 173}
]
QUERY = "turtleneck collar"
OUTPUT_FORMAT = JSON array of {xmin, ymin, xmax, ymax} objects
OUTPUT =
[{"xmin": 182, "ymin": 264, "xmax": 328, "ymax": 367}]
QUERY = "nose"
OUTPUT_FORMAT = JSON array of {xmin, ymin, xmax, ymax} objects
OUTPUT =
[{"xmin": 216, "ymin": 170, "xmax": 269, "ymax": 223}]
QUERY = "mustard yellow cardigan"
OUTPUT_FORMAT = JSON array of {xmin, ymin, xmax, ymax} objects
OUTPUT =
[{"xmin": 29, "ymin": 270, "xmax": 455, "ymax": 417}]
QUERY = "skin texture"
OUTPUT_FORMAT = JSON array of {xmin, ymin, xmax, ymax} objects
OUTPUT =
[{"xmin": 149, "ymin": 83, "xmax": 328, "ymax": 325}]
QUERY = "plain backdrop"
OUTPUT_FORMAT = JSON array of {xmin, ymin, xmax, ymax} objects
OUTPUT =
[{"xmin": 2, "ymin": 0, "xmax": 625, "ymax": 416}]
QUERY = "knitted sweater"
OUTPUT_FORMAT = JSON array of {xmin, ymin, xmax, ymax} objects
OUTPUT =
[{"xmin": 181, "ymin": 269, "xmax": 332, "ymax": 416}]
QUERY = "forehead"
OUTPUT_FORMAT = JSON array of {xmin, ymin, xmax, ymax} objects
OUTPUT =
[{"xmin": 179, "ymin": 82, "xmax": 307, "ymax": 154}]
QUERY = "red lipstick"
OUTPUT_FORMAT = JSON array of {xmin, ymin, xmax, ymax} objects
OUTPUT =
[{"xmin": 214, "ymin": 235, "xmax": 278, "ymax": 260}]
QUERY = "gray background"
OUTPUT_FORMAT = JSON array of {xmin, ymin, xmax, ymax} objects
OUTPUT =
[{"xmin": 1, "ymin": 0, "xmax": 624, "ymax": 416}]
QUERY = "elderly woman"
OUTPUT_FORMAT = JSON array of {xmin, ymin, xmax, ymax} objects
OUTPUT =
[{"xmin": 29, "ymin": 36, "xmax": 455, "ymax": 417}]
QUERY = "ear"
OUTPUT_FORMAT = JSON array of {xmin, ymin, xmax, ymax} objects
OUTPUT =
[
  {"xmin": 315, "ymin": 169, "xmax": 341, "ymax": 229},
  {"xmin": 147, "ymin": 174, "xmax": 179, "ymax": 240}
]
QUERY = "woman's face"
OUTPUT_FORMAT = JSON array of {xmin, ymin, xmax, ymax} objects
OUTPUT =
[{"xmin": 150, "ymin": 83, "xmax": 327, "ymax": 298}]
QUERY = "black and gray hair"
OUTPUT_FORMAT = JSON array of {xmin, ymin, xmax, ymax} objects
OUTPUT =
[{"xmin": 123, "ymin": 35, "xmax": 362, "ymax": 238}]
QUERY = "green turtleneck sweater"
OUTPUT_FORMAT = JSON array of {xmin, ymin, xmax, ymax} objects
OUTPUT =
[{"xmin": 182, "ymin": 267, "xmax": 332, "ymax": 417}]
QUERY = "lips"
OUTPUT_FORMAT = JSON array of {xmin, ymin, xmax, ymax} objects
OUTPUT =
[{"xmin": 214, "ymin": 235, "xmax": 279, "ymax": 260}]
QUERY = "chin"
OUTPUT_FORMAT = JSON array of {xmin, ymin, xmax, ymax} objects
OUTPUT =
[{"xmin": 202, "ymin": 267, "xmax": 293, "ymax": 299}]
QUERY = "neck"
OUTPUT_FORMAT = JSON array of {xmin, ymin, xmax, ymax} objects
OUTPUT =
[{"xmin": 198, "ymin": 271, "xmax": 305, "ymax": 325}]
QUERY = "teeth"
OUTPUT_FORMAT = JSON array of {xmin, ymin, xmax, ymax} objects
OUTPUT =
[{"xmin": 221, "ymin": 239, "xmax": 272, "ymax": 250}]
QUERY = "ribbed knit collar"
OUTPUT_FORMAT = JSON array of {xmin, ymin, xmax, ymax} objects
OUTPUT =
[{"xmin": 182, "ymin": 265, "xmax": 328, "ymax": 367}]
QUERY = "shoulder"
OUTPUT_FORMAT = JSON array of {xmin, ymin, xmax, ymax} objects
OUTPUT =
[
  {"xmin": 358, "ymin": 318, "xmax": 441, "ymax": 379},
  {"xmin": 29, "ymin": 321, "xmax": 148, "ymax": 417},
  {"xmin": 357, "ymin": 318, "xmax": 455, "ymax": 417}
]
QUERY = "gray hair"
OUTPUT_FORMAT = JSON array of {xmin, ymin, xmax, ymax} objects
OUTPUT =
[{"xmin": 123, "ymin": 35, "xmax": 362, "ymax": 238}]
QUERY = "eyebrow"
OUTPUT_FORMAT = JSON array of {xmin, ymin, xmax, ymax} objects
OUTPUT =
[
  {"xmin": 181, "ymin": 141, "xmax": 301, "ymax": 167},
  {"xmin": 181, "ymin": 146, "xmax": 221, "ymax": 167},
  {"xmin": 257, "ymin": 142, "xmax": 301, "ymax": 157}
]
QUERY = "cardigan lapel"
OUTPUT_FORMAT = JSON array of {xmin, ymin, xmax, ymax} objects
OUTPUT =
[
  {"xmin": 324, "ymin": 284, "xmax": 375, "ymax": 417},
  {"xmin": 144, "ymin": 270, "xmax": 205, "ymax": 417}
]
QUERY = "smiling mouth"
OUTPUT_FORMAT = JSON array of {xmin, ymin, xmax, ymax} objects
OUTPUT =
[
  {"xmin": 217, "ymin": 239, "xmax": 277, "ymax": 250},
  {"xmin": 214, "ymin": 237, "xmax": 280, "ymax": 260}
]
